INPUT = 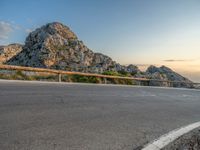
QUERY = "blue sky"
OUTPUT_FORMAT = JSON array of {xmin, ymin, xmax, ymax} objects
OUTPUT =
[{"xmin": 1, "ymin": 0, "xmax": 200, "ymax": 81}]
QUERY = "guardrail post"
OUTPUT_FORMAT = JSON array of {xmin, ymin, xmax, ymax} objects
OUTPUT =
[
  {"xmin": 146, "ymin": 80, "xmax": 150, "ymax": 86},
  {"xmin": 104, "ymin": 78, "xmax": 107, "ymax": 84},
  {"xmin": 58, "ymin": 73, "xmax": 62, "ymax": 82},
  {"xmin": 167, "ymin": 81, "xmax": 169, "ymax": 87},
  {"xmin": 169, "ymin": 82, "xmax": 172, "ymax": 87}
]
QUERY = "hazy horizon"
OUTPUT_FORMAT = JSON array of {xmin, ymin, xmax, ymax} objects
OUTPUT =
[{"xmin": 1, "ymin": 0, "xmax": 200, "ymax": 82}]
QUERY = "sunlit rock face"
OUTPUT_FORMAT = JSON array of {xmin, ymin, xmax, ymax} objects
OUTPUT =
[
  {"xmin": 7, "ymin": 22, "xmax": 123, "ymax": 73},
  {"xmin": 0, "ymin": 44, "xmax": 23, "ymax": 64}
]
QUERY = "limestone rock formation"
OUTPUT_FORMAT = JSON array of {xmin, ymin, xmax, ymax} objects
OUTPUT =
[
  {"xmin": 145, "ymin": 65, "xmax": 193, "ymax": 88},
  {"xmin": 0, "ymin": 44, "xmax": 23, "ymax": 64},
  {"xmin": 7, "ymin": 22, "xmax": 120, "ymax": 73}
]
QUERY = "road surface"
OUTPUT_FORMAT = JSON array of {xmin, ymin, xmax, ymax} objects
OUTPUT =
[{"xmin": 0, "ymin": 80, "xmax": 200, "ymax": 150}]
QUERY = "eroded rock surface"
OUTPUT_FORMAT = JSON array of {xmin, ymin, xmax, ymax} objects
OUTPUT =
[{"xmin": 0, "ymin": 44, "xmax": 23, "ymax": 64}]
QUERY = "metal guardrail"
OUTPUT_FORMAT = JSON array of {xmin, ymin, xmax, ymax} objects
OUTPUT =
[
  {"xmin": 0, "ymin": 64, "xmax": 199, "ymax": 88},
  {"xmin": 0, "ymin": 65, "xmax": 149, "ymax": 83}
]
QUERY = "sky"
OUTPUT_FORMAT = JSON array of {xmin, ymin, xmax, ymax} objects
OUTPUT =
[{"xmin": 0, "ymin": 0, "xmax": 200, "ymax": 81}]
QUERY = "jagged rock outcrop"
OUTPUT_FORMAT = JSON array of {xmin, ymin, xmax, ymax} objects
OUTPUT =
[
  {"xmin": 145, "ymin": 65, "xmax": 193, "ymax": 88},
  {"xmin": 7, "ymin": 22, "xmax": 124, "ymax": 73},
  {"xmin": 0, "ymin": 44, "xmax": 23, "ymax": 64},
  {"xmin": 126, "ymin": 64, "xmax": 141, "ymax": 74}
]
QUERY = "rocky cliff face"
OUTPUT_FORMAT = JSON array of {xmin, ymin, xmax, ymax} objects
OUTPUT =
[
  {"xmin": 0, "ymin": 44, "xmax": 23, "ymax": 64},
  {"xmin": 3, "ymin": 22, "xmax": 193, "ymax": 87}
]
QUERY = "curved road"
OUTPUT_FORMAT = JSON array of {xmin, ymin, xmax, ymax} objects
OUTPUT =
[{"xmin": 0, "ymin": 80, "xmax": 200, "ymax": 150}]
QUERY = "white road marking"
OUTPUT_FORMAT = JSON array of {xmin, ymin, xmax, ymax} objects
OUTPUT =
[{"xmin": 142, "ymin": 121, "xmax": 200, "ymax": 150}]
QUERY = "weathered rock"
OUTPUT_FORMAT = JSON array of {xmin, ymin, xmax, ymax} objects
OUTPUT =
[
  {"xmin": 146, "ymin": 65, "xmax": 193, "ymax": 88},
  {"xmin": 0, "ymin": 44, "xmax": 23, "ymax": 64},
  {"xmin": 7, "ymin": 22, "xmax": 122, "ymax": 73},
  {"xmin": 126, "ymin": 64, "xmax": 141, "ymax": 74}
]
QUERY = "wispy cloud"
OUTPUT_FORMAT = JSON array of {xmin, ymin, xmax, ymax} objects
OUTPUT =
[
  {"xmin": 0, "ymin": 21, "xmax": 13, "ymax": 40},
  {"xmin": 25, "ymin": 28, "xmax": 33, "ymax": 33},
  {"xmin": 134, "ymin": 64, "xmax": 151, "ymax": 67},
  {"xmin": 26, "ymin": 18, "xmax": 33, "ymax": 24},
  {"xmin": 163, "ymin": 59, "xmax": 194, "ymax": 62}
]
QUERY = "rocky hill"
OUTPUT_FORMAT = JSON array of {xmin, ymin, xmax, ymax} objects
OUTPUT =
[
  {"xmin": 0, "ymin": 22, "xmax": 193, "ymax": 88},
  {"xmin": 0, "ymin": 44, "xmax": 23, "ymax": 64},
  {"xmin": 145, "ymin": 65, "xmax": 193, "ymax": 87},
  {"xmin": 7, "ymin": 22, "xmax": 139, "ymax": 74}
]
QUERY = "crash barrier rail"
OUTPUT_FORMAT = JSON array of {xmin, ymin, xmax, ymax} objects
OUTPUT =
[{"xmin": 0, "ymin": 64, "xmax": 199, "ymax": 88}]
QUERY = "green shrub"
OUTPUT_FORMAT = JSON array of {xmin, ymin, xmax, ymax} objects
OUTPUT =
[
  {"xmin": 102, "ymin": 71, "xmax": 120, "ymax": 76},
  {"xmin": 0, "ymin": 70, "xmax": 137, "ymax": 86},
  {"xmin": 70, "ymin": 75, "xmax": 101, "ymax": 83}
]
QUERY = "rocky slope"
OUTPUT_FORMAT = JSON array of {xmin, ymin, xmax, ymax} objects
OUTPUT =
[
  {"xmin": 145, "ymin": 65, "xmax": 193, "ymax": 87},
  {"xmin": 0, "ymin": 44, "xmax": 23, "ymax": 64},
  {"xmin": 2, "ymin": 22, "xmax": 193, "ymax": 87}
]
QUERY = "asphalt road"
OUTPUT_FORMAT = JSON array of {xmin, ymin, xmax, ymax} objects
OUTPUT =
[{"xmin": 0, "ymin": 80, "xmax": 200, "ymax": 150}]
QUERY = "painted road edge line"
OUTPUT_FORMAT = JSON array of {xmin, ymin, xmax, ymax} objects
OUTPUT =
[{"xmin": 142, "ymin": 121, "xmax": 200, "ymax": 150}]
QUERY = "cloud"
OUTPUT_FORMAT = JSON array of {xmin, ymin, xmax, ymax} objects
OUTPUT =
[
  {"xmin": 0, "ymin": 21, "xmax": 13, "ymax": 40},
  {"xmin": 163, "ymin": 59, "xmax": 194, "ymax": 62},
  {"xmin": 14, "ymin": 25, "xmax": 21, "ymax": 30},
  {"xmin": 25, "ymin": 28, "xmax": 33, "ymax": 33},
  {"xmin": 26, "ymin": 18, "xmax": 33, "ymax": 24},
  {"xmin": 134, "ymin": 64, "xmax": 152, "ymax": 67}
]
